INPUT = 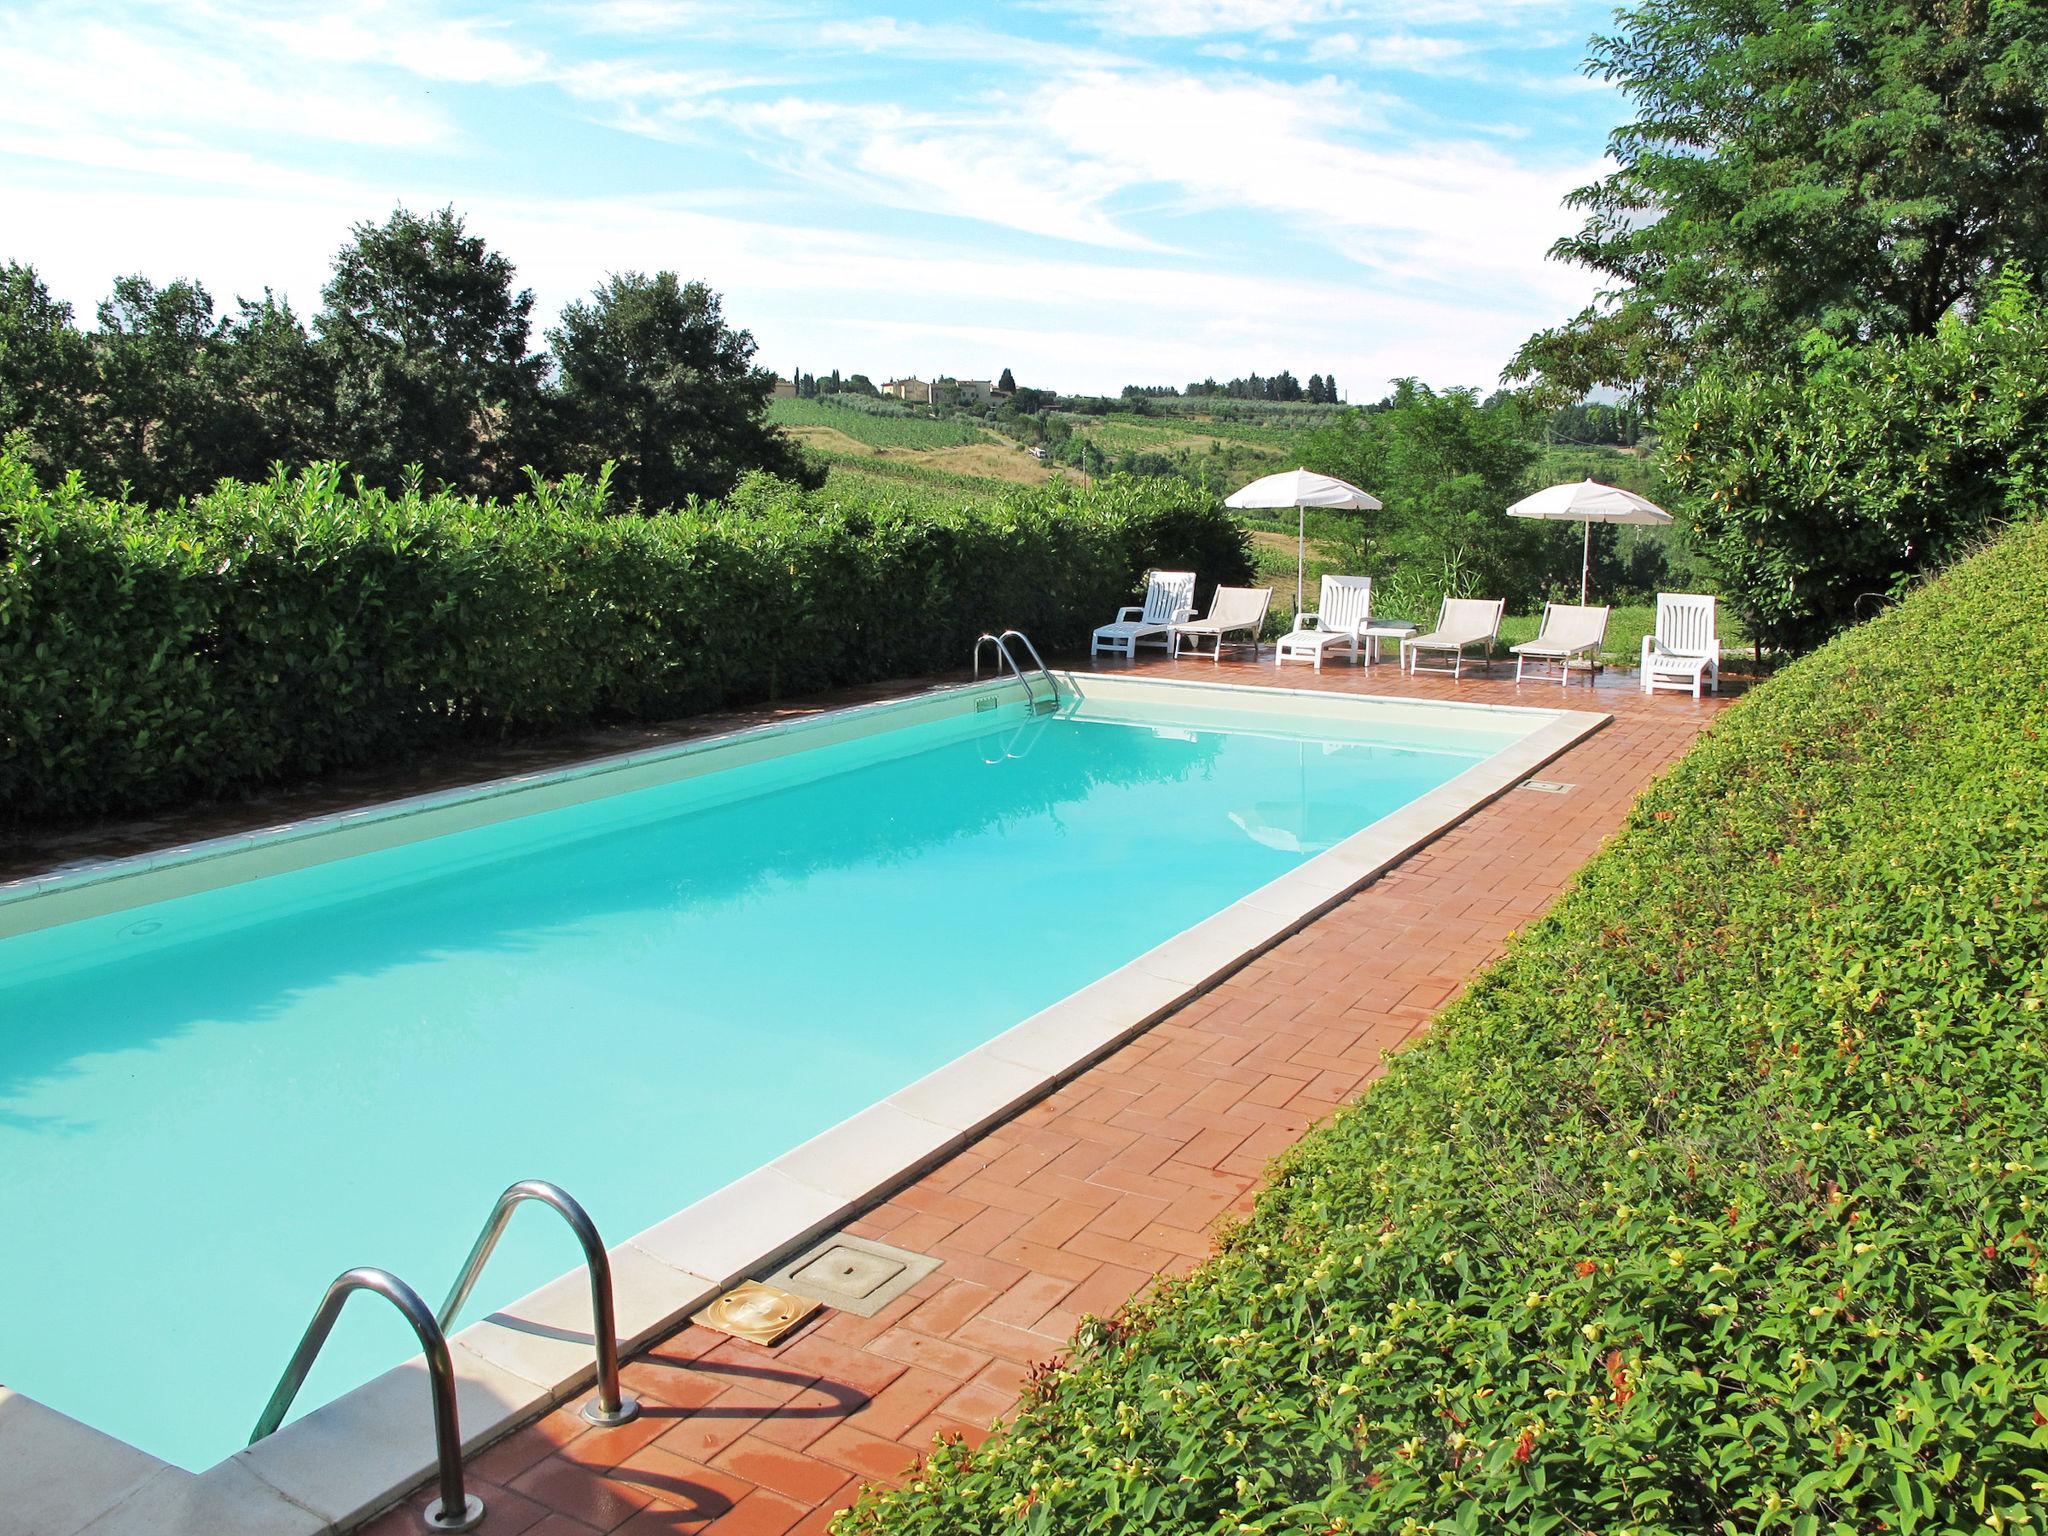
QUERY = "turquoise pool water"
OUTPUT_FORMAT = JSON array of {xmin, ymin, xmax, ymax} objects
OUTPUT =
[{"xmin": 0, "ymin": 689, "xmax": 1532, "ymax": 1469}]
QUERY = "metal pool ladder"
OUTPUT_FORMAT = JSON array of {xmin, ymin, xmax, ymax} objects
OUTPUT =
[
  {"xmin": 973, "ymin": 629, "xmax": 1060, "ymax": 714},
  {"xmin": 250, "ymin": 1179, "xmax": 638, "ymax": 1533},
  {"xmin": 438, "ymin": 1180, "xmax": 639, "ymax": 1430},
  {"xmin": 250, "ymin": 1268, "xmax": 484, "ymax": 1533}
]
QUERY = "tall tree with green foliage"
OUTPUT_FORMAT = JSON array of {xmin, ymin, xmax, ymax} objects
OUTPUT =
[
  {"xmin": 315, "ymin": 206, "xmax": 544, "ymax": 497},
  {"xmin": 1512, "ymin": 0, "xmax": 2048, "ymax": 401},
  {"xmin": 1298, "ymin": 380, "xmax": 1544, "ymax": 608},
  {"xmin": 89, "ymin": 275, "xmax": 235, "ymax": 505},
  {"xmin": 997, "ymin": 366, "xmax": 1016, "ymax": 393},
  {"xmin": 547, "ymin": 271, "xmax": 818, "ymax": 510},
  {"xmin": 0, "ymin": 262, "xmax": 93, "ymax": 482},
  {"xmin": 201, "ymin": 292, "xmax": 334, "ymax": 486}
]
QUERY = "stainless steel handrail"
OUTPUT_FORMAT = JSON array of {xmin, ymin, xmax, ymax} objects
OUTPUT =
[
  {"xmin": 438, "ymin": 1179, "xmax": 640, "ymax": 1429},
  {"xmin": 251, "ymin": 1268, "xmax": 483, "ymax": 1533},
  {"xmin": 998, "ymin": 629, "xmax": 1060, "ymax": 706},
  {"xmin": 972, "ymin": 632, "xmax": 1043, "ymax": 712}
]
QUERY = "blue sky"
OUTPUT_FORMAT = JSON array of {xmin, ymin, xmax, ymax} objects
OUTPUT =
[{"xmin": 1, "ymin": 0, "xmax": 1622, "ymax": 396}]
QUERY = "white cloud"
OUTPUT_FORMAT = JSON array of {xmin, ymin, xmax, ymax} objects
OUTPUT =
[
  {"xmin": 603, "ymin": 60, "xmax": 1597, "ymax": 304},
  {"xmin": 0, "ymin": 0, "xmax": 1615, "ymax": 394},
  {"xmin": 1027, "ymin": 68, "xmax": 1599, "ymax": 302},
  {"xmin": 4, "ymin": 174, "xmax": 1567, "ymax": 392},
  {"xmin": 1038, "ymin": 0, "xmax": 1356, "ymax": 38},
  {"xmin": 241, "ymin": 6, "xmax": 549, "ymax": 87},
  {"xmin": 1040, "ymin": 0, "xmax": 1578, "ymax": 36},
  {"xmin": 557, "ymin": 59, "xmax": 792, "ymax": 109},
  {"xmin": 560, "ymin": 0, "xmax": 777, "ymax": 35},
  {"xmin": 0, "ymin": 18, "xmax": 451, "ymax": 151},
  {"xmin": 1360, "ymin": 34, "xmax": 1478, "ymax": 71},
  {"xmin": 812, "ymin": 17, "xmax": 1130, "ymax": 69}
]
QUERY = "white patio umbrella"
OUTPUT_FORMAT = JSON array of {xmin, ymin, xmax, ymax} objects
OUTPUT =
[
  {"xmin": 1225, "ymin": 468, "xmax": 1382, "ymax": 612},
  {"xmin": 1506, "ymin": 479, "xmax": 1673, "ymax": 604}
]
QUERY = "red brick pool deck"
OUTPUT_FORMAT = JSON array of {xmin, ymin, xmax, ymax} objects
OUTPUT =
[{"xmin": 324, "ymin": 652, "xmax": 1736, "ymax": 1536}]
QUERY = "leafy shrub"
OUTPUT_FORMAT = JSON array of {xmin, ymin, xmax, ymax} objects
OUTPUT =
[
  {"xmin": 1659, "ymin": 277, "xmax": 2048, "ymax": 651},
  {"xmin": 0, "ymin": 459, "xmax": 1249, "ymax": 822},
  {"xmin": 840, "ymin": 518, "xmax": 2048, "ymax": 1534}
]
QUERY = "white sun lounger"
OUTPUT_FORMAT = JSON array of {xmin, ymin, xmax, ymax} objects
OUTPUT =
[
  {"xmin": 1276, "ymin": 575, "xmax": 1374, "ymax": 669},
  {"xmin": 1512, "ymin": 602, "xmax": 1610, "ymax": 687},
  {"xmin": 1172, "ymin": 585, "xmax": 1272, "ymax": 660},
  {"xmin": 1402, "ymin": 597, "xmax": 1505, "ymax": 678},
  {"xmin": 1091, "ymin": 570, "xmax": 1196, "ymax": 658},
  {"xmin": 1641, "ymin": 592, "xmax": 1720, "ymax": 697}
]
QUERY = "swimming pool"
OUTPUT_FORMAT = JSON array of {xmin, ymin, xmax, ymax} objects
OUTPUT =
[{"xmin": 0, "ymin": 674, "xmax": 1595, "ymax": 1509}]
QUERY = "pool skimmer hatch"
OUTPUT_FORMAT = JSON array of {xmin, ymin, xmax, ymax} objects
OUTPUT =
[
  {"xmin": 767, "ymin": 1234, "xmax": 942, "ymax": 1318},
  {"xmin": 692, "ymin": 1281, "xmax": 821, "ymax": 1346},
  {"xmin": 1519, "ymin": 778, "xmax": 1575, "ymax": 794}
]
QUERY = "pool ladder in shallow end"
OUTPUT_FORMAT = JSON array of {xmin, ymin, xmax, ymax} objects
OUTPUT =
[
  {"xmin": 972, "ymin": 628, "xmax": 1061, "ymax": 715},
  {"xmin": 250, "ymin": 1179, "xmax": 640, "ymax": 1533}
]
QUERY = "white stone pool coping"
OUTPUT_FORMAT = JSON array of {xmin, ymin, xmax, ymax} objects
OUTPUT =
[{"xmin": 6, "ymin": 672, "xmax": 1606, "ymax": 1536}]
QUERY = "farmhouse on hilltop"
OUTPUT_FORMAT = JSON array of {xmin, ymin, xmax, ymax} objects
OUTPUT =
[{"xmin": 881, "ymin": 376, "xmax": 1005, "ymax": 407}]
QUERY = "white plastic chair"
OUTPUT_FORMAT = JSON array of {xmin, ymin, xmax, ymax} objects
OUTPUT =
[
  {"xmin": 1641, "ymin": 593, "xmax": 1719, "ymax": 697},
  {"xmin": 1512, "ymin": 603, "xmax": 1610, "ymax": 688},
  {"xmin": 1402, "ymin": 597, "xmax": 1505, "ymax": 679},
  {"xmin": 1091, "ymin": 570, "xmax": 1196, "ymax": 658},
  {"xmin": 1275, "ymin": 575, "xmax": 1372, "ymax": 669},
  {"xmin": 1172, "ymin": 585, "xmax": 1272, "ymax": 661}
]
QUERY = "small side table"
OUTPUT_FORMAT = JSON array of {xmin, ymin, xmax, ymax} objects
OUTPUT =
[{"xmin": 1359, "ymin": 620, "xmax": 1416, "ymax": 666}]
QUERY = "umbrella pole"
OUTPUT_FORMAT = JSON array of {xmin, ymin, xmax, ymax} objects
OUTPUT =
[
  {"xmin": 1580, "ymin": 522, "xmax": 1590, "ymax": 605},
  {"xmin": 1297, "ymin": 505, "xmax": 1306, "ymax": 614}
]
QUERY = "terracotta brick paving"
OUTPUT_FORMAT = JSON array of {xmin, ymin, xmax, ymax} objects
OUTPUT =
[{"xmin": 327, "ymin": 652, "xmax": 1735, "ymax": 1536}]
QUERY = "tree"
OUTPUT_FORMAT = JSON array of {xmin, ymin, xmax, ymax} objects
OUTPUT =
[
  {"xmin": 203, "ymin": 292, "xmax": 334, "ymax": 484},
  {"xmin": 997, "ymin": 366, "xmax": 1016, "ymax": 393},
  {"xmin": 315, "ymin": 205, "xmax": 544, "ymax": 496},
  {"xmin": 1307, "ymin": 373, "xmax": 1326, "ymax": 405},
  {"xmin": 1298, "ymin": 379, "xmax": 1544, "ymax": 607},
  {"xmin": 1511, "ymin": 0, "xmax": 2048, "ymax": 402},
  {"xmin": 1658, "ymin": 275, "xmax": 2048, "ymax": 650},
  {"xmin": 548, "ymin": 270, "xmax": 820, "ymax": 510},
  {"xmin": 89, "ymin": 275, "xmax": 232, "ymax": 504},
  {"xmin": 0, "ymin": 262, "xmax": 94, "ymax": 482}
]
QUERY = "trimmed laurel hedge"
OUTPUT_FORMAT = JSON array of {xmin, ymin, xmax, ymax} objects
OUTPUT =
[
  {"xmin": 841, "ymin": 517, "xmax": 2048, "ymax": 1535},
  {"xmin": 0, "ymin": 458, "xmax": 1250, "ymax": 821}
]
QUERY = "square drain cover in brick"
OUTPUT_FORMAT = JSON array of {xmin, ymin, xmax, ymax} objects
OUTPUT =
[
  {"xmin": 792, "ymin": 1247, "xmax": 903, "ymax": 1300},
  {"xmin": 767, "ymin": 1234, "xmax": 941, "ymax": 1317},
  {"xmin": 1519, "ymin": 779, "xmax": 1575, "ymax": 794}
]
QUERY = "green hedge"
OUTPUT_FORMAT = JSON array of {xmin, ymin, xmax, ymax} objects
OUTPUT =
[
  {"xmin": 0, "ymin": 459, "xmax": 1250, "ymax": 821},
  {"xmin": 842, "ymin": 519, "xmax": 2048, "ymax": 1534}
]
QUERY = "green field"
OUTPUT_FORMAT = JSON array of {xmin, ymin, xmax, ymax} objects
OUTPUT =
[
  {"xmin": 767, "ymin": 397, "xmax": 990, "ymax": 450},
  {"xmin": 1060, "ymin": 414, "xmax": 1293, "ymax": 455},
  {"xmin": 807, "ymin": 454, "xmax": 1024, "ymax": 505}
]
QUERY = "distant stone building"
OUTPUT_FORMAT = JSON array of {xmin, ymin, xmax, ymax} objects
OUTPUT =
[
  {"xmin": 940, "ymin": 378, "xmax": 998, "ymax": 407},
  {"xmin": 881, "ymin": 376, "xmax": 1008, "ymax": 407},
  {"xmin": 770, "ymin": 375, "xmax": 798, "ymax": 399}
]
